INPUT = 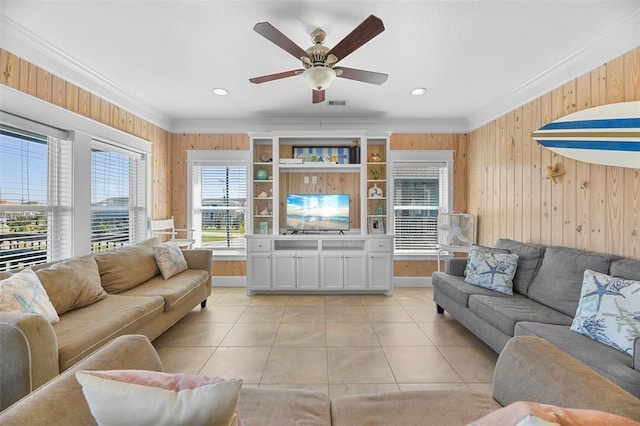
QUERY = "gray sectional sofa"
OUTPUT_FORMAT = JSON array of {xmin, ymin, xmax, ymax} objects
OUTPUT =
[
  {"xmin": 0, "ymin": 238, "xmax": 212, "ymax": 411},
  {"xmin": 2, "ymin": 334, "xmax": 639, "ymax": 425},
  {"xmin": 432, "ymin": 238, "xmax": 640, "ymax": 398}
]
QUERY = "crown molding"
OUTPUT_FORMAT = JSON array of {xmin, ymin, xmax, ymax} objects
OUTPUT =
[
  {"xmin": 465, "ymin": 9, "xmax": 640, "ymax": 132},
  {"xmin": 170, "ymin": 117, "xmax": 469, "ymax": 134},
  {"xmin": 0, "ymin": 14, "xmax": 173, "ymax": 131}
]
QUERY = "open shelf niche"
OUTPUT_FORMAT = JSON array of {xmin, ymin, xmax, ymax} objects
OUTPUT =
[{"xmin": 248, "ymin": 132, "xmax": 390, "ymax": 236}]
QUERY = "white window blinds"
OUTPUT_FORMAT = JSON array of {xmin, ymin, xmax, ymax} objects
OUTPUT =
[
  {"xmin": 393, "ymin": 161, "xmax": 449, "ymax": 253},
  {"xmin": 0, "ymin": 125, "xmax": 72, "ymax": 270},
  {"xmin": 192, "ymin": 163, "xmax": 247, "ymax": 249},
  {"xmin": 91, "ymin": 141, "xmax": 146, "ymax": 253}
]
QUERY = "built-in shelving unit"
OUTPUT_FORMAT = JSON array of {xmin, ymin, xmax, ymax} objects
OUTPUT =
[{"xmin": 246, "ymin": 131, "xmax": 392, "ymax": 294}]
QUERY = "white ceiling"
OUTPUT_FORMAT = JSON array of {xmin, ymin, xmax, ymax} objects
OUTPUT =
[{"xmin": 1, "ymin": 1, "xmax": 639, "ymax": 133}]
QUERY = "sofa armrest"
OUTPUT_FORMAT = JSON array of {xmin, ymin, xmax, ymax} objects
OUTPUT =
[
  {"xmin": 0, "ymin": 313, "xmax": 59, "ymax": 411},
  {"xmin": 444, "ymin": 257, "xmax": 468, "ymax": 276},
  {"xmin": 181, "ymin": 249, "xmax": 212, "ymax": 276},
  {"xmin": 493, "ymin": 336, "xmax": 640, "ymax": 421},
  {"xmin": 0, "ymin": 335, "xmax": 162, "ymax": 425},
  {"xmin": 635, "ymin": 337, "xmax": 639, "ymax": 371}
]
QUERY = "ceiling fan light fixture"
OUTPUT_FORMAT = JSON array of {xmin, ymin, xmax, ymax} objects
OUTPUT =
[
  {"xmin": 303, "ymin": 66, "xmax": 336, "ymax": 91},
  {"xmin": 212, "ymin": 88, "xmax": 229, "ymax": 96},
  {"xmin": 411, "ymin": 87, "xmax": 427, "ymax": 96}
]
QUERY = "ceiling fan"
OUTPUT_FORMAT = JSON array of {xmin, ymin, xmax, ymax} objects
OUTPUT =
[{"xmin": 249, "ymin": 15, "xmax": 388, "ymax": 104}]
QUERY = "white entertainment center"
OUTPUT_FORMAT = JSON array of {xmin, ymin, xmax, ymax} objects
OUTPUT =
[{"xmin": 246, "ymin": 131, "xmax": 394, "ymax": 295}]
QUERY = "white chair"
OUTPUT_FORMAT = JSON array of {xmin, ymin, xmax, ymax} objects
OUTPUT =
[{"xmin": 148, "ymin": 217, "xmax": 195, "ymax": 249}]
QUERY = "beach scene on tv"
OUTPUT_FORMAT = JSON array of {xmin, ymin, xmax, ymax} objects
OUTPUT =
[{"xmin": 286, "ymin": 194, "xmax": 350, "ymax": 232}]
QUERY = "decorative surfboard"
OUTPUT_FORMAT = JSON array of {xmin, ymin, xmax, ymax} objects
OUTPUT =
[{"xmin": 531, "ymin": 101, "xmax": 640, "ymax": 169}]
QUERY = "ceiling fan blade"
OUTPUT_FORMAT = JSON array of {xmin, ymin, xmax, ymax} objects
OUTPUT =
[
  {"xmin": 253, "ymin": 22, "xmax": 309, "ymax": 60},
  {"xmin": 249, "ymin": 69, "xmax": 303, "ymax": 84},
  {"xmin": 312, "ymin": 90, "xmax": 326, "ymax": 104},
  {"xmin": 326, "ymin": 15, "xmax": 385, "ymax": 63},
  {"xmin": 335, "ymin": 67, "xmax": 388, "ymax": 85}
]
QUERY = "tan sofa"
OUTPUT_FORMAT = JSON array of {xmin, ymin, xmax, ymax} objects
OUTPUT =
[
  {"xmin": 1, "ymin": 334, "xmax": 638, "ymax": 425},
  {"xmin": 0, "ymin": 239, "xmax": 211, "ymax": 411}
]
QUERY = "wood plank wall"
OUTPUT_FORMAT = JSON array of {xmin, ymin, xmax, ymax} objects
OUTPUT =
[
  {"xmin": 390, "ymin": 133, "xmax": 468, "ymax": 277},
  {"xmin": 0, "ymin": 48, "xmax": 173, "ymax": 221},
  {"xmin": 467, "ymin": 46, "xmax": 640, "ymax": 260}
]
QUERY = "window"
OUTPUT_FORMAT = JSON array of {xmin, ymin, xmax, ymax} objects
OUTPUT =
[
  {"xmin": 90, "ymin": 141, "xmax": 146, "ymax": 253},
  {"xmin": 392, "ymin": 157, "xmax": 451, "ymax": 254},
  {"xmin": 0, "ymin": 124, "xmax": 72, "ymax": 270},
  {"xmin": 191, "ymin": 163, "xmax": 247, "ymax": 250}
]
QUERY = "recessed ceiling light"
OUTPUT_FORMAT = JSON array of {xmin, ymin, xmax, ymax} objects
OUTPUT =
[
  {"xmin": 212, "ymin": 88, "xmax": 228, "ymax": 96},
  {"xmin": 411, "ymin": 87, "xmax": 427, "ymax": 96}
]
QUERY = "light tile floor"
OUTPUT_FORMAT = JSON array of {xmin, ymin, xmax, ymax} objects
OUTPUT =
[{"xmin": 152, "ymin": 287, "xmax": 498, "ymax": 399}]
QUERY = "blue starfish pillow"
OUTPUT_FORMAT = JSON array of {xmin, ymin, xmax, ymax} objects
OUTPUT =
[
  {"xmin": 464, "ymin": 245, "xmax": 519, "ymax": 295},
  {"xmin": 571, "ymin": 269, "xmax": 640, "ymax": 356}
]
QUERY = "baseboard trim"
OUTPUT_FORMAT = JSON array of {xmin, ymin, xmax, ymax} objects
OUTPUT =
[
  {"xmin": 393, "ymin": 276, "xmax": 433, "ymax": 288},
  {"xmin": 212, "ymin": 276, "xmax": 246, "ymax": 287}
]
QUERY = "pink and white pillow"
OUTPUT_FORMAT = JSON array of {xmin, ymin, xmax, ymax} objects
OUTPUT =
[{"xmin": 76, "ymin": 369, "xmax": 243, "ymax": 426}]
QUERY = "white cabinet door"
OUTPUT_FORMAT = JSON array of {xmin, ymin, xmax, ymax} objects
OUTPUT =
[
  {"xmin": 273, "ymin": 252, "xmax": 297, "ymax": 290},
  {"xmin": 248, "ymin": 253, "xmax": 271, "ymax": 291},
  {"xmin": 321, "ymin": 253, "xmax": 344, "ymax": 290},
  {"xmin": 368, "ymin": 253, "xmax": 391, "ymax": 291},
  {"xmin": 343, "ymin": 253, "xmax": 368, "ymax": 290},
  {"xmin": 296, "ymin": 253, "xmax": 320, "ymax": 290}
]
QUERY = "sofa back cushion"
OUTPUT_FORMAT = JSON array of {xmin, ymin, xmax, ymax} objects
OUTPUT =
[
  {"xmin": 94, "ymin": 239, "xmax": 160, "ymax": 293},
  {"xmin": 610, "ymin": 259, "xmax": 640, "ymax": 281},
  {"xmin": 35, "ymin": 255, "xmax": 106, "ymax": 315},
  {"xmin": 494, "ymin": 239, "xmax": 546, "ymax": 296},
  {"xmin": 527, "ymin": 246, "xmax": 616, "ymax": 316}
]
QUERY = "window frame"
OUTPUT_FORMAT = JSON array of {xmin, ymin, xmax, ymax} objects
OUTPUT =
[
  {"xmin": 390, "ymin": 150, "xmax": 454, "ymax": 257},
  {"xmin": 0, "ymin": 116, "xmax": 73, "ymax": 270},
  {"xmin": 187, "ymin": 150, "xmax": 251, "ymax": 255},
  {"xmin": 90, "ymin": 139, "xmax": 148, "ymax": 253}
]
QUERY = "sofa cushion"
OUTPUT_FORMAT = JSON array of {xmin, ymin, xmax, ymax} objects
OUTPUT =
[
  {"xmin": 120, "ymin": 269, "xmax": 209, "ymax": 312},
  {"xmin": 494, "ymin": 238, "xmax": 546, "ymax": 296},
  {"xmin": 527, "ymin": 246, "xmax": 615, "ymax": 317},
  {"xmin": 464, "ymin": 245, "xmax": 519, "ymax": 295},
  {"xmin": 237, "ymin": 388, "xmax": 331, "ymax": 426},
  {"xmin": 514, "ymin": 322, "xmax": 640, "ymax": 398},
  {"xmin": 94, "ymin": 240, "xmax": 160, "ymax": 294},
  {"xmin": 469, "ymin": 294, "xmax": 573, "ymax": 336},
  {"xmin": 0, "ymin": 268, "xmax": 59, "ymax": 324},
  {"xmin": 570, "ymin": 269, "xmax": 640, "ymax": 356},
  {"xmin": 470, "ymin": 401, "xmax": 639, "ymax": 426},
  {"xmin": 35, "ymin": 255, "xmax": 106, "ymax": 315},
  {"xmin": 53, "ymin": 294, "xmax": 164, "ymax": 371},
  {"xmin": 610, "ymin": 259, "xmax": 640, "ymax": 281},
  {"xmin": 432, "ymin": 272, "xmax": 512, "ymax": 307},
  {"xmin": 331, "ymin": 389, "xmax": 501, "ymax": 426},
  {"xmin": 154, "ymin": 242, "xmax": 188, "ymax": 280},
  {"xmin": 76, "ymin": 370, "xmax": 242, "ymax": 426}
]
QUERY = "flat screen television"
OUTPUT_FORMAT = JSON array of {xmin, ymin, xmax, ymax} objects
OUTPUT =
[{"xmin": 286, "ymin": 194, "xmax": 350, "ymax": 232}]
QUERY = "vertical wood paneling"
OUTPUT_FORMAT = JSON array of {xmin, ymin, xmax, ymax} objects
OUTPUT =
[
  {"xmin": 561, "ymin": 80, "xmax": 577, "ymax": 250},
  {"xmin": 36, "ymin": 68, "xmax": 52, "ymax": 102},
  {"xmin": 51, "ymin": 75, "xmax": 66, "ymax": 107},
  {"xmin": 19, "ymin": 59, "xmax": 37, "ymax": 96},
  {"xmin": 575, "ymin": 72, "xmax": 592, "ymax": 250},
  {"xmin": 0, "ymin": 49, "xmax": 19, "ymax": 88},
  {"xmin": 467, "ymin": 46, "xmax": 640, "ymax": 260}
]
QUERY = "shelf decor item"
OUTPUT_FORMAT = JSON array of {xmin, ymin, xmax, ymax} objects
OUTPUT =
[
  {"xmin": 368, "ymin": 217, "xmax": 385, "ymax": 234},
  {"xmin": 370, "ymin": 152, "xmax": 382, "ymax": 162},
  {"xmin": 259, "ymin": 222, "xmax": 269, "ymax": 234},
  {"xmin": 368, "ymin": 184, "xmax": 383, "ymax": 198},
  {"xmin": 371, "ymin": 168, "xmax": 380, "ymax": 180},
  {"xmin": 255, "ymin": 169, "xmax": 269, "ymax": 180},
  {"xmin": 259, "ymin": 152, "xmax": 273, "ymax": 162},
  {"xmin": 293, "ymin": 146, "xmax": 350, "ymax": 164}
]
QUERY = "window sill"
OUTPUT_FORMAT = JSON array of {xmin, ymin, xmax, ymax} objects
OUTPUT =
[{"xmin": 393, "ymin": 253, "xmax": 442, "ymax": 261}]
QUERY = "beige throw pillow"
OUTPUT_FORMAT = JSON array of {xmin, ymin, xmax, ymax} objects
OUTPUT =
[
  {"xmin": 76, "ymin": 370, "xmax": 242, "ymax": 426},
  {"xmin": 94, "ymin": 242, "xmax": 160, "ymax": 293},
  {"xmin": 36, "ymin": 255, "xmax": 106, "ymax": 315},
  {"xmin": 0, "ymin": 268, "xmax": 59, "ymax": 323}
]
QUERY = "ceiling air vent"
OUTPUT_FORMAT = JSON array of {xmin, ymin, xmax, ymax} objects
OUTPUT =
[{"xmin": 328, "ymin": 100, "xmax": 347, "ymax": 106}]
